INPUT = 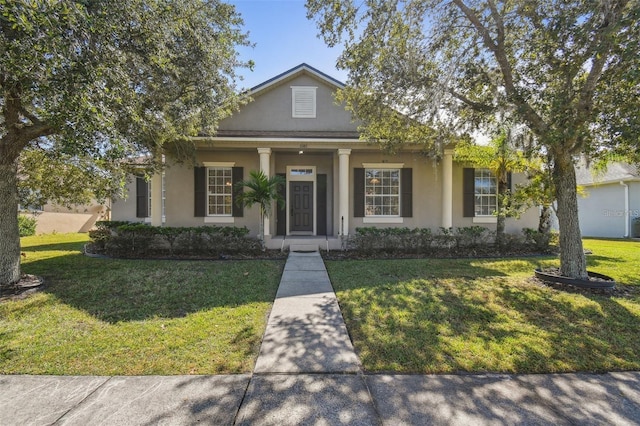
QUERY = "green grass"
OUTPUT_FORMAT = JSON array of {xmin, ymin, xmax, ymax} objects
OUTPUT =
[
  {"xmin": 326, "ymin": 238, "xmax": 640, "ymax": 374},
  {"xmin": 1, "ymin": 233, "xmax": 284, "ymax": 375}
]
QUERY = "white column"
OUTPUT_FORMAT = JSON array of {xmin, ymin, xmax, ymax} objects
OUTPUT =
[
  {"xmin": 150, "ymin": 172, "xmax": 163, "ymax": 227},
  {"xmin": 257, "ymin": 148, "xmax": 272, "ymax": 236},
  {"xmin": 442, "ymin": 148, "xmax": 453, "ymax": 229},
  {"xmin": 338, "ymin": 149, "xmax": 351, "ymax": 236}
]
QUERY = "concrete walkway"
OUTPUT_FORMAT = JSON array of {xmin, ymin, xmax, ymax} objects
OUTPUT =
[
  {"xmin": 2, "ymin": 251, "xmax": 640, "ymax": 425},
  {"xmin": 253, "ymin": 251, "xmax": 361, "ymax": 374}
]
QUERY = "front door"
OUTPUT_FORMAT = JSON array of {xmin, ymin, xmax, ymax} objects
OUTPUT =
[{"xmin": 290, "ymin": 181, "xmax": 313, "ymax": 232}]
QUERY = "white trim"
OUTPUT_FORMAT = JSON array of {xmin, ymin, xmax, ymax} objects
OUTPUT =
[
  {"xmin": 205, "ymin": 216, "xmax": 235, "ymax": 224},
  {"xmin": 203, "ymin": 161, "xmax": 235, "ymax": 167},
  {"xmin": 362, "ymin": 162, "xmax": 404, "ymax": 168},
  {"xmin": 363, "ymin": 217, "xmax": 404, "ymax": 224},
  {"xmin": 473, "ymin": 216, "xmax": 497, "ymax": 224},
  {"xmin": 287, "ymin": 166, "xmax": 316, "ymax": 181},
  {"xmin": 250, "ymin": 64, "xmax": 345, "ymax": 95}
]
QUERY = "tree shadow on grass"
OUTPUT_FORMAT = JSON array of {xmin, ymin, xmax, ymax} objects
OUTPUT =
[
  {"xmin": 21, "ymin": 253, "xmax": 284, "ymax": 323},
  {"xmin": 332, "ymin": 266, "xmax": 640, "ymax": 374}
]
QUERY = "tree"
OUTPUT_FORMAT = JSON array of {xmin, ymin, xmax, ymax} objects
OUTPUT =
[
  {"xmin": 235, "ymin": 170, "xmax": 285, "ymax": 250},
  {"xmin": 1, "ymin": 0, "xmax": 251, "ymax": 287},
  {"xmin": 454, "ymin": 126, "xmax": 530, "ymax": 246},
  {"xmin": 307, "ymin": 0, "xmax": 640, "ymax": 279}
]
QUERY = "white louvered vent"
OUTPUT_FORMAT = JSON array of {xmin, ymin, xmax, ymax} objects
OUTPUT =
[{"xmin": 292, "ymin": 86, "xmax": 317, "ymax": 118}]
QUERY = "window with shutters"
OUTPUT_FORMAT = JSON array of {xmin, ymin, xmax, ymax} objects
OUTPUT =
[
  {"xmin": 207, "ymin": 167, "xmax": 233, "ymax": 216},
  {"xmin": 291, "ymin": 86, "xmax": 317, "ymax": 118},
  {"xmin": 364, "ymin": 168, "xmax": 400, "ymax": 216},
  {"xmin": 474, "ymin": 168, "xmax": 497, "ymax": 216}
]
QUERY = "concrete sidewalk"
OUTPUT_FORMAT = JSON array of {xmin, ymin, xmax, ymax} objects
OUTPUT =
[
  {"xmin": 2, "ymin": 251, "xmax": 640, "ymax": 425},
  {"xmin": 2, "ymin": 372, "xmax": 640, "ymax": 425}
]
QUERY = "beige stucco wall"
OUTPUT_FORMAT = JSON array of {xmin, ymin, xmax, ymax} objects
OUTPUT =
[
  {"xmin": 218, "ymin": 74, "xmax": 359, "ymax": 133},
  {"xmin": 348, "ymin": 151, "xmax": 444, "ymax": 232},
  {"xmin": 111, "ymin": 147, "xmax": 540, "ymax": 238},
  {"xmin": 163, "ymin": 150, "xmax": 261, "ymax": 236},
  {"xmin": 450, "ymin": 165, "xmax": 540, "ymax": 234},
  {"xmin": 111, "ymin": 178, "xmax": 145, "ymax": 223},
  {"xmin": 24, "ymin": 202, "xmax": 108, "ymax": 234}
]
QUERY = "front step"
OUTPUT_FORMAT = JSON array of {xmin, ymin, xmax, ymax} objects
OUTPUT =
[{"xmin": 289, "ymin": 244, "xmax": 319, "ymax": 253}]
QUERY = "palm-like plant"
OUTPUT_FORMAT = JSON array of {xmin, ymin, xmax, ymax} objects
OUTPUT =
[{"xmin": 235, "ymin": 170, "xmax": 285, "ymax": 250}]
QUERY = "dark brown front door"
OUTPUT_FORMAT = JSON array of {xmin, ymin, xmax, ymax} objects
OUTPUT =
[{"xmin": 290, "ymin": 181, "xmax": 313, "ymax": 232}]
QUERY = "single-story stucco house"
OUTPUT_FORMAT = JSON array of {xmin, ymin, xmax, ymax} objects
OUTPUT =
[
  {"xmin": 111, "ymin": 63, "xmax": 539, "ymax": 249},
  {"xmin": 574, "ymin": 161, "xmax": 640, "ymax": 238}
]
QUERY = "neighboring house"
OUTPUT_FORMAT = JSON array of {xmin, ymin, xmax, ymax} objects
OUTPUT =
[
  {"xmin": 20, "ymin": 201, "xmax": 109, "ymax": 234},
  {"xmin": 574, "ymin": 161, "xmax": 640, "ymax": 238},
  {"xmin": 111, "ymin": 63, "xmax": 539, "ymax": 249}
]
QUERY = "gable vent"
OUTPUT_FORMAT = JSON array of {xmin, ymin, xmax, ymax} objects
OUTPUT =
[{"xmin": 292, "ymin": 86, "xmax": 317, "ymax": 118}]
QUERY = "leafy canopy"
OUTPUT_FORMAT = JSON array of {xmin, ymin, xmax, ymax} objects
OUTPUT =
[{"xmin": 307, "ymin": 0, "xmax": 640, "ymax": 279}]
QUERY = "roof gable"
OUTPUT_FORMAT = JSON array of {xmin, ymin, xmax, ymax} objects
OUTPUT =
[
  {"xmin": 249, "ymin": 63, "xmax": 345, "ymax": 95},
  {"xmin": 216, "ymin": 64, "xmax": 359, "ymax": 137}
]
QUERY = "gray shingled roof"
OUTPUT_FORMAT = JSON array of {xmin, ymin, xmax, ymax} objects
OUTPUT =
[{"xmin": 575, "ymin": 161, "xmax": 639, "ymax": 185}]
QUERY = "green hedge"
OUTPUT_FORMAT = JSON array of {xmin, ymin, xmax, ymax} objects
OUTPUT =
[
  {"xmin": 349, "ymin": 226, "xmax": 552, "ymax": 255},
  {"xmin": 89, "ymin": 221, "xmax": 260, "ymax": 258}
]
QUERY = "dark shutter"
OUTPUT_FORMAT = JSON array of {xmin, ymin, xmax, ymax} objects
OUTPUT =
[
  {"xmin": 354, "ymin": 168, "xmax": 365, "ymax": 218},
  {"xmin": 232, "ymin": 167, "xmax": 244, "ymax": 217},
  {"xmin": 136, "ymin": 176, "xmax": 149, "ymax": 218},
  {"xmin": 463, "ymin": 168, "xmax": 475, "ymax": 218},
  {"xmin": 276, "ymin": 173, "xmax": 286, "ymax": 236},
  {"xmin": 401, "ymin": 168, "xmax": 413, "ymax": 217},
  {"xmin": 317, "ymin": 174, "xmax": 327, "ymax": 235},
  {"xmin": 194, "ymin": 167, "xmax": 206, "ymax": 217},
  {"xmin": 507, "ymin": 171, "xmax": 512, "ymax": 191}
]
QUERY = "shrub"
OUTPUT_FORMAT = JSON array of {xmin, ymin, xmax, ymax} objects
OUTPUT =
[
  {"xmin": 522, "ymin": 228, "xmax": 552, "ymax": 251},
  {"xmin": 454, "ymin": 226, "xmax": 491, "ymax": 248},
  {"xmin": 88, "ymin": 222, "xmax": 260, "ymax": 258},
  {"xmin": 18, "ymin": 215, "xmax": 37, "ymax": 237},
  {"xmin": 351, "ymin": 227, "xmax": 434, "ymax": 254}
]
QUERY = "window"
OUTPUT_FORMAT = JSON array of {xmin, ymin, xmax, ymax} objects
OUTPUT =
[
  {"xmin": 207, "ymin": 167, "xmax": 233, "ymax": 216},
  {"xmin": 291, "ymin": 86, "xmax": 317, "ymax": 118},
  {"xmin": 365, "ymin": 169, "xmax": 400, "ymax": 216},
  {"xmin": 474, "ymin": 168, "xmax": 497, "ymax": 216}
]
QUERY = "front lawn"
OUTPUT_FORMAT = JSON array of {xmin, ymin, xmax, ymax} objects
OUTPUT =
[
  {"xmin": 326, "ymin": 238, "xmax": 640, "ymax": 374},
  {"xmin": 0, "ymin": 233, "xmax": 283, "ymax": 375}
]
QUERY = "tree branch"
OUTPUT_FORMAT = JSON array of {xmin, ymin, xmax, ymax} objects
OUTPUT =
[
  {"xmin": 451, "ymin": 0, "xmax": 548, "ymax": 135},
  {"xmin": 448, "ymin": 88, "xmax": 496, "ymax": 113}
]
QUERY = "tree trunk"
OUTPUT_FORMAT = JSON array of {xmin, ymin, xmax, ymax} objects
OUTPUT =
[
  {"xmin": 0, "ymin": 160, "xmax": 22, "ymax": 287},
  {"xmin": 553, "ymin": 151, "xmax": 587, "ymax": 279},
  {"xmin": 495, "ymin": 178, "xmax": 507, "ymax": 247},
  {"xmin": 538, "ymin": 205, "xmax": 552, "ymax": 234},
  {"xmin": 259, "ymin": 210, "xmax": 265, "ymax": 252}
]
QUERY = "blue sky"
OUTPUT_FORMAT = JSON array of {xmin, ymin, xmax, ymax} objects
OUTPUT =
[{"xmin": 229, "ymin": 0, "xmax": 349, "ymax": 89}]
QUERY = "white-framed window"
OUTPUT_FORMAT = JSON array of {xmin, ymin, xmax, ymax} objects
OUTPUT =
[
  {"xmin": 365, "ymin": 168, "xmax": 400, "ymax": 216},
  {"xmin": 207, "ymin": 167, "xmax": 233, "ymax": 216},
  {"xmin": 291, "ymin": 86, "xmax": 317, "ymax": 118},
  {"xmin": 474, "ymin": 168, "xmax": 497, "ymax": 216}
]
